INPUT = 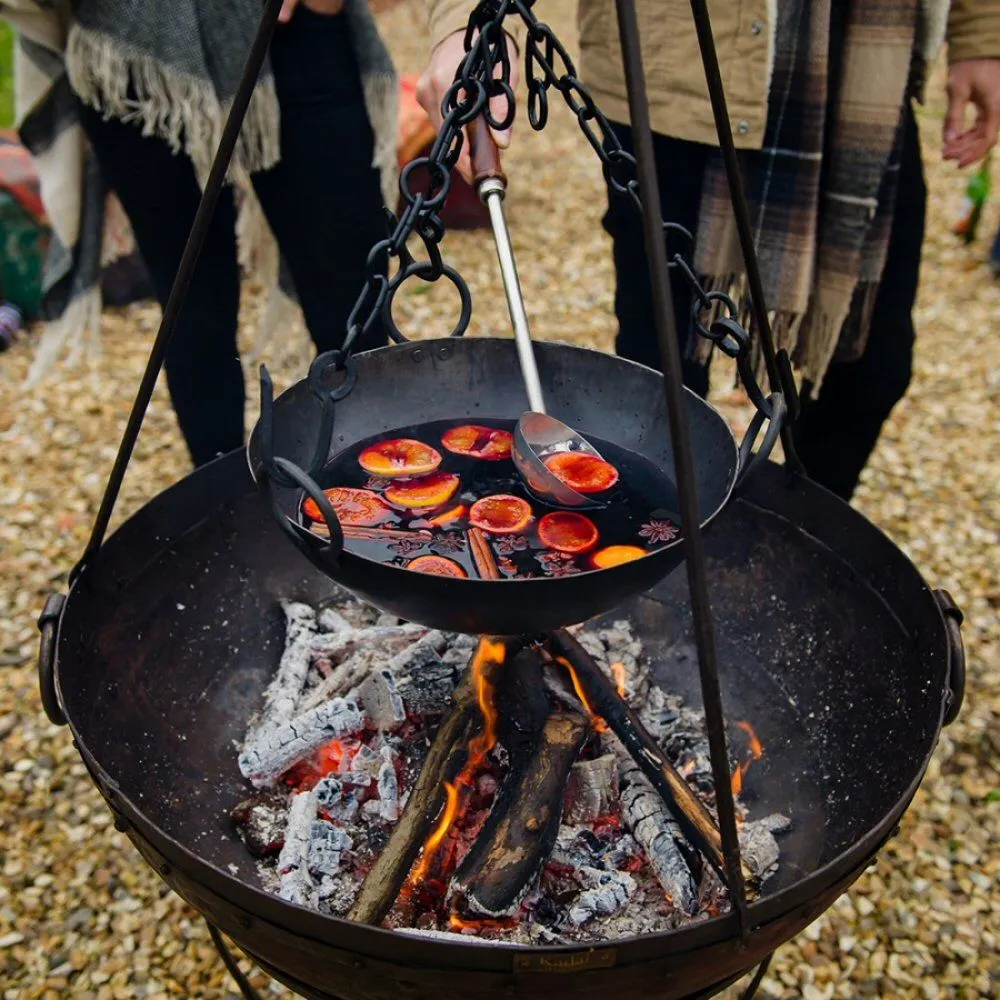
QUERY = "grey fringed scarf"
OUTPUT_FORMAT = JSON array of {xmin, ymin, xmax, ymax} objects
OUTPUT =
[
  {"xmin": 66, "ymin": 0, "xmax": 398, "ymax": 203},
  {"xmin": 6, "ymin": 0, "xmax": 397, "ymax": 384}
]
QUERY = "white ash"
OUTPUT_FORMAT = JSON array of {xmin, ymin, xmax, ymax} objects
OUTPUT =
[
  {"xmin": 569, "ymin": 619, "xmax": 649, "ymax": 707},
  {"xmin": 567, "ymin": 866, "xmax": 637, "ymax": 926},
  {"xmin": 357, "ymin": 668, "xmax": 406, "ymax": 728},
  {"xmin": 563, "ymin": 754, "xmax": 620, "ymax": 825},
  {"xmin": 238, "ymin": 697, "xmax": 363, "ymax": 787},
  {"xmin": 315, "ymin": 776, "xmax": 362, "ymax": 824}
]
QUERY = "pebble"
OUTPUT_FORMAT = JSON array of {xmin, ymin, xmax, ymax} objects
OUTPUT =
[{"xmin": 1, "ymin": 8, "xmax": 998, "ymax": 1000}]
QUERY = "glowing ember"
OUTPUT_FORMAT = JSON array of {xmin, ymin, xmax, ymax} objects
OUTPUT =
[
  {"xmin": 448, "ymin": 912, "xmax": 519, "ymax": 934},
  {"xmin": 730, "ymin": 720, "xmax": 764, "ymax": 796},
  {"xmin": 611, "ymin": 661, "xmax": 627, "ymax": 699}
]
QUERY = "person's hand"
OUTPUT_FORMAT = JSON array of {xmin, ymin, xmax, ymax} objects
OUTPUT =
[
  {"xmin": 943, "ymin": 58, "xmax": 1000, "ymax": 167},
  {"xmin": 416, "ymin": 29, "xmax": 519, "ymax": 184},
  {"xmin": 279, "ymin": 0, "xmax": 345, "ymax": 23}
]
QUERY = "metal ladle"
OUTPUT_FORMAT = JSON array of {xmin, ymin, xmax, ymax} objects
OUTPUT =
[{"xmin": 469, "ymin": 118, "xmax": 607, "ymax": 509}]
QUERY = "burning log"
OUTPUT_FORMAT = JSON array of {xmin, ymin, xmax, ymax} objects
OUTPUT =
[
  {"xmin": 451, "ymin": 710, "xmax": 589, "ymax": 919},
  {"xmin": 467, "ymin": 526, "xmax": 500, "ymax": 580},
  {"xmin": 546, "ymin": 629, "xmax": 759, "ymax": 896},
  {"xmin": 276, "ymin": 788, "xmax": 319, "ymax": 904},
  {"xmin": 347, "ymin": 640, "xmax": 505, "ymax": 925},
  {"xmin": 239, "ymin": 697, "xmax": 364, "ymax": 788}
]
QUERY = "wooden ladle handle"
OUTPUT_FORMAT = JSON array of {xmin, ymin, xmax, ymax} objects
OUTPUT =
[{"xmin": 468, "ymin": 116, "xmax": 506, "ymax": 188}]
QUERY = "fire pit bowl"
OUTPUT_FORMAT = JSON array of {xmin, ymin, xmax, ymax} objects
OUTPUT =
[
  {"xmin": 247, "ymin": 337, "xmax": 782, "ymax": 635},
  {"xmin": 44, "ymin": 450, "xmax": 963, "ymax": 1000}
]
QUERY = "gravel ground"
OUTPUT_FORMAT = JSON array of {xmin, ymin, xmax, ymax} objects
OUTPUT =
[{"xmin": 1, "ymin": 4, "xmax": 997, "ymax": 998}]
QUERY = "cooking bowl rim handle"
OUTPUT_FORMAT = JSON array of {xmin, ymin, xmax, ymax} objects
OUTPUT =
[
  {"xmin": 734, "ymin": 391, "xmax": 786, "ymax": 492},
  {"xmin": 263, "ymin": 457, "xmax": 345, "ymax": 564},
  {"xmin": 933, "ymin": 588, "xmax": 966, "ymax": 726}
]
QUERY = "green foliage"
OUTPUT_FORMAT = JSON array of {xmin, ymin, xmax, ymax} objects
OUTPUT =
[{"xmin": 0, "ymin": 21, "xmax": 15, "ymax": 129}]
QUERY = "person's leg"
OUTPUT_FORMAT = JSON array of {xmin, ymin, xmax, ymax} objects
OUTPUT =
[
  {"xmin": 79, "ymin": 106, "xmax": 244, "ymax": 466},
  {"xmin": 251, "ymin": 8, "xmax": 388, "ymax": 357},
  {"xmin": 792, "ymin": 108, "xmax": 926, "ymax": 500},
  {"xmin": 602, "ymin": 124, "xmax": 711, "ymax": 396}
]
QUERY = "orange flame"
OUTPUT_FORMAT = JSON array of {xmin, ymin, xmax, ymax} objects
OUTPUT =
[
  {"xmin": 610, "ymin": 661, "xmax": 627, "ymax": 699},
  {"xmin": 730, "ymin": 720, "xmax": 764, "ymax": 796},
  {"xmin": 429, "ymin": 503, "xmax": 467, "ymax": 527},
  {"xmin": 557, "ymin": 656, "xmax": 608, "ymax": 733},
  {"xmin": 448, "ymin": 912, "xmax": 519, "ymax": 934},
  {"xmin": 408, "ymin": 637, "xmax": 506, "ymax": 887}
]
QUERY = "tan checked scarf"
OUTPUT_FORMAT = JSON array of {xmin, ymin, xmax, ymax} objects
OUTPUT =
[{"xmin": 693, "ymin": 0, "xmax": 942, "ymax": 389}]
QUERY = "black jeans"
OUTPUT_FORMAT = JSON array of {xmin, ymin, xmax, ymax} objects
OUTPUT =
[
  {"xmin": 80, "ymin": 8, "xmax": 387, "ymax": 466},
  {"xmin": 603, "ymin": 110, "xmax": 926, "ymax": 500}
]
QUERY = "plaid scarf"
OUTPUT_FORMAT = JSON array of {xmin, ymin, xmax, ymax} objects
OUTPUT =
[
  {"xmin": 1, "ymin": 0, "xmax": 398, "ymax": 385},
  {"xmin": 693, "ymin": 0, "xmax": 929, "ymax": 389}
]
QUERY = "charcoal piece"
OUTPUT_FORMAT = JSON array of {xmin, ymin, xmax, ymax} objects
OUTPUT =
[
  {"xmin": 246, "ymin": 602, "xmax": 319, "ymax": 743},
  {"xmin": 348, "ymin": 744, "xmax": 382, "ymax": 784},
  {"xmin": 612, "ymin": 743, "xmax": 698, "ymax": 914},
  {"xmin": 231, "ymin": 790, "xmax": 288, "ymax": 857},
  {"xmin": 239, "ymin": 697, "xmax": 364, "ymax": 787},
  {"xmin": 277, "ymin": 789, "xmax": 319, "ymax": 905},
  {"xmin": 563, "ymin": 754, "xmax": 619, "ymax": 825},
  {"xmin": 394, "ymin": 635, "xmax": 460, "ymax": 714},
  {"xmin": 317, "ymin": 607, "xmax": 353, "ymax": 634},
  {"xmin": 738, "ymin": 813, "xmax": 790, "ymax": 881},
  {"xmin": 357, "ymin": 668, "xmax": 406, "ymax": 729},
  {"xmin": 567, "ymin": 866, "xmax": 636, "ymax": 926},
  {"xmin": 377, "ymin": 760, "xmax": 401, "ymax": 823},
  {"xmin": 307, "ymin": 820, "xmax": 353, "ymax": 879}
]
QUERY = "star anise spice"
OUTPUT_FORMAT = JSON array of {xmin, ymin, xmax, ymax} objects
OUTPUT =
[
  {"xmin": 638, "ymin": 519, "xmax": 681, "ymax": 544},
  {"xmin": 492, "ymin": 534, "xmax": 530, "ymax": 556},
  {"xmin": 389, "ymin": 539, "xmax": 427, "ymax": 557},
  {"xmin": 432, "ymin": 533, "xmax": 466, "ymax": 555}
]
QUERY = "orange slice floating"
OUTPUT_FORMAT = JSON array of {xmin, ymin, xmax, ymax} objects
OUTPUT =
[
  {"xmin": 537, "ymin": 511, "xmax": 600, "ymax": 554},
  {"xmin": 441, "ymin": 424, "xmax": 513, "ymax": 460},
  {"xmin": 302, "ymin": 487, "xmax": 392, "ymax": 526},
  {"xmin": 427, "ymin": 503, "xmax": 468, "ymax": 527},
  {"xmin": 469, "ymin": 494, "xmax": 534, "ymax": 535},
  {"xmin": 543, "ymin": 452, "xmax": 619, "ymax": 494},
  {"xmin": 384, "ymin": 472, "xmax": 461, "ymax": 510},
  {"xmin": 590, "ymin": 544, "xmax": 647, "ymax": 569},
  {"xmin": 358, "ymin": 438, "xmax": 442, "ymax": 479},
  {"xmin": 406, "ymin": 555, "xmax": 468, "ymax": 578}
]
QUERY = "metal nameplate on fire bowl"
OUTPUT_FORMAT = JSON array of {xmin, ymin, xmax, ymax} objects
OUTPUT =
[{"xmin": 513, "ymin": 948, "xmax": 618, "ymax": 973}]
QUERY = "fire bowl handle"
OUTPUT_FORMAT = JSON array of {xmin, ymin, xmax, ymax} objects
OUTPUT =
[
  {"xmin": 933, "ymin": 589, "xmax": 966, "ymax": 726},
  {"xmin": 735, "ymin": 391, "xmax": 787, "ymax": 491},
  {"xmin": 37, "ymin": 592, "xmax": 67, "ymax": 726}
]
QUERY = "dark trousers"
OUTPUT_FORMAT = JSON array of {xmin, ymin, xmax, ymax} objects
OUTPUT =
[
  {"xmin": 603, "ymin": 110, "xmax": 926, "ymax": 500},
  {"xmin": 80, "ymin": 9, "xmax": 387, "ymax": 467}
]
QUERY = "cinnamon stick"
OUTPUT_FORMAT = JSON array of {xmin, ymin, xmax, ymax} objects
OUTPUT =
[
  {"xmin": 309, "ymin": 523, "xmax": 433, "ymax": 543},
  {"xmin": 467, "ymin": 527, "xmax": 501, "ymax": 580},
  {"xmin": 545, "ymin": 629, "xmax": 759, "ymax": 896}
]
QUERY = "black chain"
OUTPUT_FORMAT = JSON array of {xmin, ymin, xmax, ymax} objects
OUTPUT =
[{"xmin": 258, "ymin": 0, "xmax": 771, "ymax": 511}]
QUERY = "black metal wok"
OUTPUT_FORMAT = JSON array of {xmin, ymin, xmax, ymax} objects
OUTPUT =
[
  {"xmin": 41, "ymin": 450, "xmax": 964, "ymax": 1000},
  {"xmin": 247, "ymin": 336, "xmax": 783, "ymax": 635}
]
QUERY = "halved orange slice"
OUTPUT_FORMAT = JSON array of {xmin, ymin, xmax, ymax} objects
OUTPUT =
[
  {"xmin": 469, "ymin": 495, "xmax": 533, "ymax": 535},
  {"xmin": 406, "ymin": 555, "xmax": 468, "ymax": 578},
  {"xmin": 543, "ymin": 452, "xmax": 619, "ymax": 494},
  {"xmin": 358, "ymin": 438, "xmax": 442, "ymax": 478},
  {"xmin": 302, "ymin": 487, "xmax": 392, "ymax": 526},
  {"xmin": 384, "ymin": 472, "xmax": 461, "ymax": 510},
  {"xmin": 537, "ymin": 511, "xmax": 600, "ymax": 554},
  {"xmin": 589, "ymin": 544, "xmax": 647, "ymax": 569},
  {"xmin": 441, "ymin": 424, "xmax": 513, "ymax": 460}
]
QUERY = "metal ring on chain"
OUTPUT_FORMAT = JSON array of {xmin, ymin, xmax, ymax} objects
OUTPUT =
[{"xmin": 382, "ymin": 261, "xmax": 473, "ymax": 343}]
